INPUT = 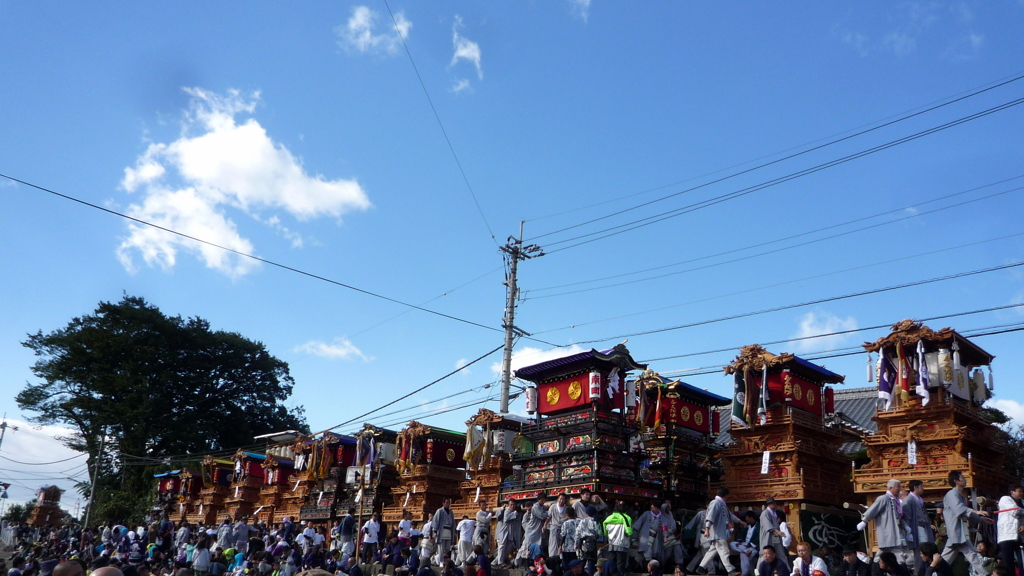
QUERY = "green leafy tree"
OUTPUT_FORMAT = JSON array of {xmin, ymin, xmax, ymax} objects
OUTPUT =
[
  {"xmin": 17, "ymin": 295, "xmax": 308, "ymax": 523},
  {"xmin": 2, "ymin": 499, "xmax": 36, "ymax": 523}
]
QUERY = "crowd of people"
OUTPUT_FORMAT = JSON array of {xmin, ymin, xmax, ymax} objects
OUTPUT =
[{"xmin": 4, "ymin": 471, "xmax": 1023, "ymax": 576}]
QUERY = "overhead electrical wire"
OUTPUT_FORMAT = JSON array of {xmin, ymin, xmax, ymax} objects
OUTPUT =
[
  {"xmin": 661, "ymin": 323, "xmax": 1024, "ymax": 378},
  {"xmin": 567, "ymin": 259, "xmax": 1024, "ymax": 346},
  {"xmin": 528, "ymin": 74, "xmax": 1024, "ymax": 241},
  {"xmin": 0, "ymin": 453, "xmax": 86, "ymax": 466},
  {"xmin": 317, "ymin": 343, "xmax": 505, "ymax": 434},
  {"xmin": 656, "ymin": 319, "xmax": 1024, "ymax": 374},
  {"xmin": 0, "ymin": 173, "xmax": 566, "ymax": 346},
  {"xmin": 537, "ymin": 96, "xmax": 1024, "ymax": 253},
  {"xmin": 534, "ymin": 230, "xmax": 1024, "ymax": 334},
  {"xmin": 381, "ymin": 0, "xmax": 499, "ymax": 247},
  {"xmin": 638, "ymin": 302, "xmax": 1024, "ymax": 364},
  {"xmin": 528, "ymin": 174, "xmax": 1024, "ymax": 295},
  {"xmin": 525, "ymin": 70, "xmax": 1024, "ymax": 223}
]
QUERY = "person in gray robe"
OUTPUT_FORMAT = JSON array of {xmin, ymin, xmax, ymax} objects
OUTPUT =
[
  {"xmin": 473, "ymin": 500, "xmax": 494, "ymax": 555},
  {"xmin": 217, "ymin": 518, "xmax": 233, "ymax": 551},
  {"xmin": 660, "ymin": 502, "xmax": 686, "ymax": 567},
  {"xmin": 233, "ymin": 517, "xmax": 254, "ymax": 555},
  {"xmin": 700, "ymin": 486, "xmax": 742, "ymax": 575},
  {"xmin": 494, "ymin": 500, "xmax": 522, "ymax": 567},
  {"xmin": 571, "ymin": 488, "xmax": 608, "ymax": 521},
  {"xmin": 941, "ymin": 470, "xmax": 994, "ymax": 576},
  {"xmin": 858, "ymin": 479, "xmax": 911, "ymax": 568},
  {"xmin": 635, "ymin": 502, "xmax": 670, "ymax": 564},
  {"xmin": 685, "ymin": 506, "xmax": 711, "ymax": 572},
  {"xmin": 546, "ymin": 493, "xmax": 570, "ymax": 557},
  {"xmin": 902, "ymin": 480, "xmax": 935, "ymax": 553},
  {"xmin": 516, "ymin": 496, "xmax": 548, "ymax": 566},
  {"xmin": 759, "ymin": 498, "xmax": 790, "ymax": 572},
  {"xmin": 431, "ymin": 498, "xmax": 456, "ymax": 565}
]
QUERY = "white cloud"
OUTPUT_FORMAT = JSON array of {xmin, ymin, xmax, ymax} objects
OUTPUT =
[
  {"xmin": 570, "ymin": 0, "xmax": 592, "ymax": 22},
  {"xmin": 789, "ymin": 310, "xmax": 858, "ymax": 352},
  {"xmin": 451, "ymin": 79, "xmax": 471, "ymax": 94},
  {"xmin": 842, "ymin": 31, "xmax": 870, "ymax": 56},
  {"xmin": 451, "ymin": 16, "xmax": 483, "ymax": 81},
  {"xmin": 988, "ymin": 399, "xmax": 1024, "ymax": 427},
  {"xmin": 455, "ymin": 357, "xmax": 471, "ymax": 376},
  {"xmin": 491, "ymin": 344, "xmax": 586, "ymax": 375},
  {"xmin": 882, "ymin": 31, "xmax": 917, "ymax": 56},
  {"xmin": 335, "ymin": 6, "xmax": 411, "ymax": 55},
  {"xmin": 295, "ymin": 337, "xmax": 371, "ymax": 362},
  {"xmin": 117, "ymin": 88, "xmax": 371, "ymax": 278},
  {"xmin": 0, "ymin": 419, "xmax": 87, "ymax": 512}
]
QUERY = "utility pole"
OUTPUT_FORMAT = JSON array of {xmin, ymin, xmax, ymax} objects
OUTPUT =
[
  {"xmin": 83, "ymin": 428, "xmax": 106, "ymax": 527},
  {"xmin": 0, "ymin": 414, "xmax": 18, "ymax": 454},
  {"xmin": 499, "ymin": 221, "xmax": 543, "ymax": 414}
]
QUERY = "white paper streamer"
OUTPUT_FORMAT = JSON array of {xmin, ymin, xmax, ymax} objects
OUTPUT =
[{"xmin": 761, "ymin": 451, "xmax": 770, "ymax": 475}]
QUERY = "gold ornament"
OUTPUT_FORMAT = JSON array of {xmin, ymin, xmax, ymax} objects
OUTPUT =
[
  {"xmin": 694, "ymin": 410, "xmax": 704, "ymax": 426},
  {"xmin": 446, "ymin": 448, "xmax": 456, "ymax": 462},
  {"xmin": 793, "ymin": 384, "xmax": 802, "ymax": 401},
  {"xmin": 568, "ymin": 381, "xmax": 582, "ymax": 400},
  {"xmin": 547, "ymin": 387, "xmax": 561, "ymax": 405},
  {"xmin": 680, "ymin": 406, "xmax": 691, "ymax": 422},
  {"xmin": 806, "ymin": 388, "xmax": 815, "ymax": 405}
]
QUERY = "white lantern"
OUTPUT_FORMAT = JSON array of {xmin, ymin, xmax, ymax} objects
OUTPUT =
[
  {"xmin": 624, "ymin": 379, "xmax": 636, "ymax": 409},
  {"xmin": 525, "ymin": 386, "xmax": 538, "ymax": 414},
  {"xmin": 588, "ymin": 371, "xmax": 602, "ymax": 401}
]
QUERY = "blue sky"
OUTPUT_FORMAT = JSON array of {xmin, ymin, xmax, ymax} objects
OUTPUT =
[{"xmin": 2, "ymin": 1, "xmax": 1024, "ymax": 507}]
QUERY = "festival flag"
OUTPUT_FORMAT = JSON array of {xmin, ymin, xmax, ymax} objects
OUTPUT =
[
  {"xmin": 653, "ymin": 383, "xmax": 663, "ymax": 429},
  {"xmin": 895, "ymin": 345, "xmax": 913, "ymax": 403},
  {"xmin": 915, "ymin": 340, "xmax": 931, "ymax": 406},
  {"xmin": 877, "ymin": 353, "xmax": 896, "ymax": 409},
  {"xmin": 757, "ymin": 366, "xmax": 768, "ymax": 425},
  {"xmin": 731, "ymin": 371, "xmax": 748, "ymax": 427}
]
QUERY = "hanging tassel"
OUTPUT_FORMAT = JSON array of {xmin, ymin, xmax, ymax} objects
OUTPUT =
[
  {"xmin": 988, "ymin": 365, "xmax": 994, "ymax": 391},
  {"xmin": 758, "ymin": 365, "xmax": 768, "ymax": 425},
  {"xmin": 867, "ymin": 353, "xmax": 874, "ymax": 382},
  {"xmin": 952, "ymin": 339, "xmax": 965, "ymax": 394}
]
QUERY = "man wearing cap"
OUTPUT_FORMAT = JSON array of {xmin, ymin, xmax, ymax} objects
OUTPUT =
[
  {"xmin": 834, "ymin": 545, "xmax": 870, "ymax": 576},
  {"xmin": 698, "ymin": 486, "xmax": 742, "ymax": 576},
  {"xmin": 759, "ymin": 498, "xmax": 789, "ymax": 573},
  {"xmin": 858, "ymin": 479, "xmax": 911, "ymax": 568},
  {"xmin": 568, "ymin": 559, "xmax": 586, "ymax": 576}
]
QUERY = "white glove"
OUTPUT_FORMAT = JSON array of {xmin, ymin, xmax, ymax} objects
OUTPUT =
[{"xmin": 857, "ymin": 522, "xmax": 867, "ymax": 531}]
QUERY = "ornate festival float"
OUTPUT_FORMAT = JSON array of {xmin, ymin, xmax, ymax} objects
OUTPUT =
[
  {"xmin": 296, "ymin": 433, "xmax": 357, "ymax": 524},
  {"xmin": 854, "ymin": 320, "xmax": 1009, "ymax": 536},
  {"xmin": 719, "ymin": 345, "xmax": 859, "ymax": 547},
  {"xmin": 189, "ymin": 455, "xmax": 234, "ymax": 525},
  {"xmin": 251, "ymin": 430, "xmax": 302, "ymax": 525},
  {"xmin": 502, "ymin": 344, "xmax": 654, "ymax": 506},
  {"xmin": 634, "ymin": 369, "xmax": 731, "ymax": 513},
  {"xmin": 383, "ymin": 420, "xmax": 468, "ymax": 524},
  {"xmin": 28, "ymin": 485, "xmax": 65, "ymax": 527},
  {"xmin": 337, "ymin": 425, "xmax": 399, "ymax": 524}
]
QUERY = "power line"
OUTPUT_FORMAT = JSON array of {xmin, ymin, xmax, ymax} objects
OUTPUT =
[
  {"xmin": 0, "ymin": 453, "xmax": 86, "ymax": 466},
  {"xmin": 381, "ymin": 0, "xmax": 499, "ymax": 247},
  {"xmin": 524, "ymin": 70, "xmax": 1024, "ymax": 223},
  {"xmin": 539, "ymin": 96, "xmax": 1024, "ymax": 253},
  {"xmin": 638, "ymin": 302, "xmax": 1024, "ymax": 364},
  {"xmin": 568, "ymin": 259, "xmax": 1024, "ymax": 346},
  {"xmin": 534, "ymin": 230, "xmax": 1024, "ymax": 333},
  {"xmin": 667, "ymin": 324, "xmax": 1024, "ymax": 378},
  {"xmin": 528, "ymin": 175, "xmax": 1024, "ymax": 295},
  {"xmin": 317, "ymin": 343, "xmax": 504, "ymax": 434},
  {"xmin": 0, "ymin": 173, "xmax": 512, "ymax": 339},
  {"xmin": 528, "ymin": 73, "xmax": 1024, "ymax": 241}
]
